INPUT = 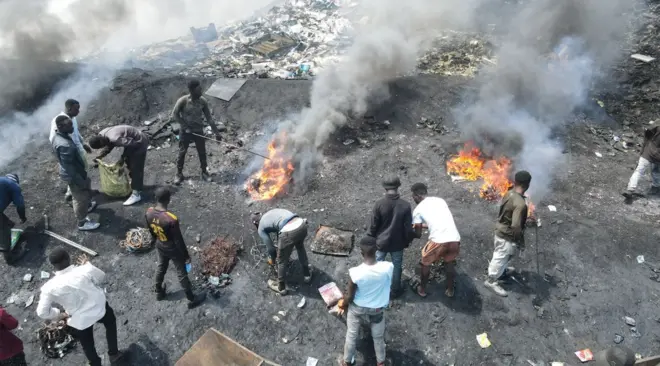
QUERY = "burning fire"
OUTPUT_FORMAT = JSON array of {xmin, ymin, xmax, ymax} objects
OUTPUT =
[
  {"xmin": 246, "ymin": 133, "xmax": 294, "ymax": 201},
  {"xmin": 446, "ymin": 143, "xmax": 513, "ymax": 201}
]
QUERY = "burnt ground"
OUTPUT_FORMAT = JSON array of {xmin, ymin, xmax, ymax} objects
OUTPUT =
[{"xmin": 0, "ymin": 70, "xmax": 660, "ymax": 366}]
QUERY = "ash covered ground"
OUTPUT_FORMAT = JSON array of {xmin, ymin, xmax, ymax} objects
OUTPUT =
[{"xmin": 2, "ymin": 1, "xmax": 660, "ymax": 366}]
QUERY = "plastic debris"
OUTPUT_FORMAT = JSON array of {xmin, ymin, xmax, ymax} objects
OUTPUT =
[
  {"xmin": 614, "ymin": 334, "xmax": 624, "ymax": 344},
  {"xmin": 272, "ymin": 316, "xmax": 280, "ymax": 322},
  {"xmin": 297, "ymin": 297, "xmax": 306, "ymax": 308},
  {"xmin": 278, "ymin": 311, "xmax": 287, "ymax": 317},
  {"xmin": 636, "ymin": 255, "xmax": 645, "ymax": 264},
  {"xmin": 319, "ymin": 282, "xmax": 343, "ymax": 306},
  {"xmin": 624, "ymin": 316, "xmax": 636, "ymax": 326},
  {"xmin": 575, "ymin": 349, "xmax": 594, "ymax": 362},
  {"xmin": 282, "ymin": 337, "xmax": 289, "ymax": 344},
  {"xmin": 306, "ymin": 357, "xmax": 319, "ymax": 366},
  {"xmin": 550, "ymin": 363, "xmax": 565, "ymax": 366},
  {"xmin": 476, "ymin": 333, "xmax": 491, "ymax": 348},
  {"xmin": 631, "ymin": 54, "xmax": 655, "ymax": 63},
  {"xmin": 23, "ymin": 274, "xmax": 32, "ymax": 282},
  {"xmin": 25, "ymin": 295, "xmax": 34, "ymax": 308},
  {"xmin": 208, "ymin": 276, "xmax": 220, "ymax": 286},
  {"xmin": 40, "ymin": 271, "xmax": 51, "ymax": 279},
  {"xmin": 548, "ymin": 205, "xmax": 557, "ymax": 212},
  {"xmin": 595, "ymin": 152, "xmax": 603, "ymax": 158}
]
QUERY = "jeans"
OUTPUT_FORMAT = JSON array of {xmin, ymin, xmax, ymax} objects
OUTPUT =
[
  {"xmin": 276, "ymin": 221, "xmax": 310, "ymax": 289},
  {"xmin": 69, "ymin": 177, "xmax": 92, "ymax": 224},
  {"xmin": 627, "ymin": 156, "xmax": 660, "ymax": 190},
  {"xmin": 376, "ymin": 250, "xmax": 403, "ymax": 292},
  {"xmin": 69, "ymin": 302, "xmax": 119, "ymax": 366},
  {"xmin": 124, "ymin": 148, "xmax": 147, "ymax": 191},
  {"xmin": 488, "ymin": 235, "xmax": 518, "ymax": 279},
  {"xmin": 177, "ymin": 132, "xmax": 207, "ymax": 174},
  {"xmin": 154, "ymin": 248, "xmax": 194, "ymax": 300},
  {"xmin": 343, "ymin": 304, "xmax": 386, "ymax": 364}
]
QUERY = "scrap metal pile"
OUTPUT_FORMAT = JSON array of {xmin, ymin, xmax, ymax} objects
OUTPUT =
[
  {"xmin": 37, "ymin": 320, "xmax": 76, "ymax": 359},
  {"xmin": 201, "ymin": 237, "xmax": 239, "ymax": 276}
]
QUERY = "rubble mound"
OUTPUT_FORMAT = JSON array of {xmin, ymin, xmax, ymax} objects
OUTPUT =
[{"xmin": 201, "ymin": 237, "xmax": 239, "ymax": 276}]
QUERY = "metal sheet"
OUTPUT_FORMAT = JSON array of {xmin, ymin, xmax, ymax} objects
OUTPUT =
[{"xmin": 205, "ymin": 78, "xmax": 248, "ymax": 101}]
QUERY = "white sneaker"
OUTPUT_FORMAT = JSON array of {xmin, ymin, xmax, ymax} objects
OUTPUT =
[
  {"xmin": 78, "ymin": 219, "xmax": 100, "ymax": 231},
  {"xmin": 484, "ymin": 279, "xmax": 508, "ymax": 297},
  {"xmin": 123, "ymin": 192, "xmax": 141, "ymax": 206}
]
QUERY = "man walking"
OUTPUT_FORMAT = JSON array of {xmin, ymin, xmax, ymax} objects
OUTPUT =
[
  {"xmin": 251, "ymin": 209, "xmax": 312, "ymax": 295},
  {"xmin": 623, "ymin": 125, "xmax": 660, "ymax": 198},
  {"xmin": 37, "ymin": 248, "xmax": 125, "ymax": 366},
  {"xmin": 49, "ymin": 99, "xmax": 91, "ymax": 202},
  {"xmin": 484, "ymin": 170, "xmax": 532, "ymax": 297},
  {"xmin": 0, "ymin": 307, "xmax": 26, "ymax": 366},
  {"xmin": 0, "ymin": 174, "xmax": 27, "ymax": 265},
  {"xmin": 410, "ymin": 183, "xmax": 461, "ymax": 298},
  {"xmin": 171, "ymin": 79, "xmax": 222, "ymax": 184},
  {"xmin": 146, "ymin": 187, "xmax": 206, "ymax": 308},
  {"xmin": 338, "ymin": 236, "xmax": 392, "ymax": 366},
  {"xmin": 368, "ymin": 176, "xmax": 413, "ymax": 298},
  {"xmin": 52, "ymin": 115, "xmax": 99, "ymax": 231},
  {"xmin": 89, "ymin": 125, "xmax": 150, "ymax": 206}
]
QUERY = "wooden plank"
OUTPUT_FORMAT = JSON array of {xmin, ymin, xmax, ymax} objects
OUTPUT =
[
  {"xmin": 636, "ymin": 355, "xmax": 660, "ymax": 366},
  {"xmin": 176, "ymin": 328, "xmax": 280, "ymax": 366}
]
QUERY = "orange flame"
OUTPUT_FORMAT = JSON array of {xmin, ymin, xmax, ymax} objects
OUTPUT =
[
  {"xmin": 246, "ymin": 133, "xmax": 294, "ymax": 201},
  {"xmin": 446, "ymin": 143, "xmax": 513, "ymax": 201},
  {"xmin": 526, "ymin": 198, "xmax": 536, "ymax": 219}
]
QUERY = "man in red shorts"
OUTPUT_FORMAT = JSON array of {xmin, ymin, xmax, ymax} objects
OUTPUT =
[{"xmin": 411, "ymin": 183, "xmax": 461, "ymax": 298}]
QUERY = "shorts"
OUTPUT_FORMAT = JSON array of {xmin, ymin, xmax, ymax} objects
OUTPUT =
[{"xmin": 421, "ymin": 241, "xmax": 460, "ymax": 266}]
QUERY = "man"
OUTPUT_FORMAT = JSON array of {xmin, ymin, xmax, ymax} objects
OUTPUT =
[
  {"xmin": 251, "ymin": 209, "xmax": 312, "ymax": 295},
  {"xmin": 368, "ymin": 176, "xmax": 413, "ymax": 298},
  {"xmin": 171, "ymin": 79, "xmax": 222, "ymax": 184},
  {"xmin": 0, "ymin": 174, "xmax": 27, "ymax": 265},
  {"xmin": 89, "ymin": 125, "xmax": 150, "ymax": 206},
  {"xmin": 338, "ymin": 236, "xmax": 392, "ymax": 366},
  {"xmin": 49, "ymin": 99, "xmax": 91, "ymax": 202},
  {"xmin": 146, "ymin": 187, "xmax": 206, "ymax": 308},
  {"xmin": 484, "ymin": 170, "xmax": 532, "ymax": 297},
  {"xmin": 411, "ymin": 183, "xmax": 461, "ymax": 298},
  {"xmin": 37, "ymin": 248, "xmax": 125, "ymax": 366},
  {"xmin": 0, "ymin": 307, "xmax": 26, "ymax": 366},
  {"xmin": 623, "ymin": 125, "xmax": 660, "ymax": 198},
  {"xmin": 52, "ymin": 115, "xmax": 100, "ymax": 231}
]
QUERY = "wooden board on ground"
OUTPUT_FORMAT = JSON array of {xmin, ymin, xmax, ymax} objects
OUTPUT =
[
  {"xmin": 636, "ymin": 356, "xmax": 660, "ymax": 366},
  {"xmin": 310, "ymin": 225, "xmax": 354, "ymax": 256},
  {"xmin": 176, "ymin": 328, "xmax": 280, "ymax": 366}
]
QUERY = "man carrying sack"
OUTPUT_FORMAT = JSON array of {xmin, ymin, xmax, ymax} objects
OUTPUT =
[{"xmin": 89, "ymin": 125, "xmax": 149, "ymax": 206}]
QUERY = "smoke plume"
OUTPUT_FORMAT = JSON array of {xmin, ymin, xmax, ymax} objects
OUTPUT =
[{"xmin": 456, "ymin": 0, "xmax": 634, "ymax": 199}]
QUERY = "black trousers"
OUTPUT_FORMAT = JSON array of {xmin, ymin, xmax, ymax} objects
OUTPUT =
[
  {"xmin": 176, "ymin": 132, "xmax": 207, "ymax": 174},
  {"xmin": 124, "ymin": 148, "xmax": 147, "ymax": 191},
  {"xmin": 0, "ymin": 213, "xmax": 18, "ymax": 265},
  {"xmin": 0, "ymin": 352, "xmax": 27, "ymax": 366},
  {"xmin": 69, "ymin": 302, "xmax": 119, "ymax": 366},
  {"xmin": 154, "ymin": 248, "xmax": 193, "ymax": 300},
  {"xmin": 277, "ymin": 221, "xmax": 310, "ymax": 287}
]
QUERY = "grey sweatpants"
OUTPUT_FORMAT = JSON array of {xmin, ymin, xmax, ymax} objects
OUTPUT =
[
  {"xmin": 69, "ymin": 178, "xmax": 92, "ymax": 224},
  {"xmin": 343, "ymin": 304, "xmax": 386, "ymax": 364}
]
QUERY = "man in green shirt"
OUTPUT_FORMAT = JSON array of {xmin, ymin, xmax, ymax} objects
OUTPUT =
[{"xmin": 484, "ymin": 170, "xmax": 531, "ymax": 297}]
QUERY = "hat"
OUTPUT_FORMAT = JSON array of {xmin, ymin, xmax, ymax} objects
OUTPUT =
[
  {"xmin": 6, "ymin": 174, "xmax": 19, "ymax": 184},
  {"xmin": 382, "ymin": 176, "xmax": 401, "ymax": 190},
  {"xmin": 593, "ymin": 347, "xmax": 635, "ymax": 366}
]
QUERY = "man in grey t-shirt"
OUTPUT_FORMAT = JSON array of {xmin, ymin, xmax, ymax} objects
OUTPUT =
[{"xmin": 251, "ymin": 209, "xmax": 312, "ymax": 295}]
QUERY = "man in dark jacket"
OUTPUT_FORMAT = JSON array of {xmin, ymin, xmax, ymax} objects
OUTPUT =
[
  {"xmin": 623, "ymin": 126, "xmax": 660, "ymax": 198},
  {"xmin": 0, "ymin": 174, "xmax": 27, "ymax": 265},
  {"xmin": 0, "ymin": 307, "xmax": 25, "ymax": 365},
  {"xmin": 51, "ymin": 115, "xmax": 99, "ymax": 231},
  {"xmin": 89, "ymin": 125, "xmax": 150, "ymax": 206},
  {"xmin": 367, "ymin": 176, "xmax": 413, "ymax": 298},
  {"xmin": 146, "ymin": 187, "xmax": 206, "ymax": 309}
]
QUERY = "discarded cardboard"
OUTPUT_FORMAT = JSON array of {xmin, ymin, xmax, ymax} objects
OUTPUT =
[
  {"xmin": 176, "ymin": 328, "xmax": 280, "ymax": 366},
  {"xmin": 205, "ymin": 78, "xmax": 248, "ymax": 101},
  {"xmin": 311, "ymin": 225, "xmax": 354, "ymax": 256},
  {"xmin": 319, "ymin": 282, "xmax": 343, "ymax": 306}
]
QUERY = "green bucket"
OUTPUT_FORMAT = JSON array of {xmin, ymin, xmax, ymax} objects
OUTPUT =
[{"xmin": 10, "ymin": 229, "xmax": 22, "ymax": 250}]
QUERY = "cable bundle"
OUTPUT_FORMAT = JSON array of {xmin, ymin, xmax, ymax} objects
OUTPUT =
[
  {"xmin": 37, "ymin": 320, "xmax": 76, "ymax": 358},
  {"xmin": 119, "ymin": 228, "xmax": 153, "ymax": 253}
]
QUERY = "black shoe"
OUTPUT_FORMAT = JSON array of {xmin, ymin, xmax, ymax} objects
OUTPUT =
[
  {"xmin": 155, "ymin": 284, "xmax": 167, "ymax": 301},
  {"xmin": 6, "ymin": 247, "xmax": 27, "ymax": 265},
  {"xmin": 201, "ymin": 171, "xmax": 212, "ymax": 182},
  {"xmin": 174, "ymin": 174, "xmax": 184, "ymax": 186},
  {"xmin": 390, "ymin": 288, "xmax": 404, "ymax": 299},
  {"xmin": 187, "ymin": 292, "xmax": 207, "ymax": 309},
  {"xmin": 622, "ymin": 190, "xmax": 635, "ymax": 199},
  {"xmin": 109, "ymin": 351, "xmax": 126, "ymax": 364}
]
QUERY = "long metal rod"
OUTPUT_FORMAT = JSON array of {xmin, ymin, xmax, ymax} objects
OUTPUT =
[
  {"xmin": 190, "ymin": 133, "xmax": 271, "ymax": 160},
  {"xmin": 44, "ymin": 230, "xmax": 98, "ymax": 256},
  {"xmin": 534, "ymin": 225, "xmax": 540, "ymax": 276}
]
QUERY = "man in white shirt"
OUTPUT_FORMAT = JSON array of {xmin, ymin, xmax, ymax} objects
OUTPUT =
[
  {"xmin": 338, "ymin": 236, "xmax": 392, "ymax": 366},
  {"xmin": 411, "ymin": 183, "xmax": 461, "ymax": 298},
  {"xmin": 49, "ymin": 99, "xmax": 92, "ymax": 202},
  {"xmin": 36, "ymin": 249, "xmax": 124, "ymax": 366}
]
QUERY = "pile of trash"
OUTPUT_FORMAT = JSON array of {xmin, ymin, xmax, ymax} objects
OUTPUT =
[
  {"xmin": 37, "ymin": 320, "xmax": 76, "ymax": 359},
  {"xmin": 201, "ymin": 237, "xmax": 239, "ymax": 276}
]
